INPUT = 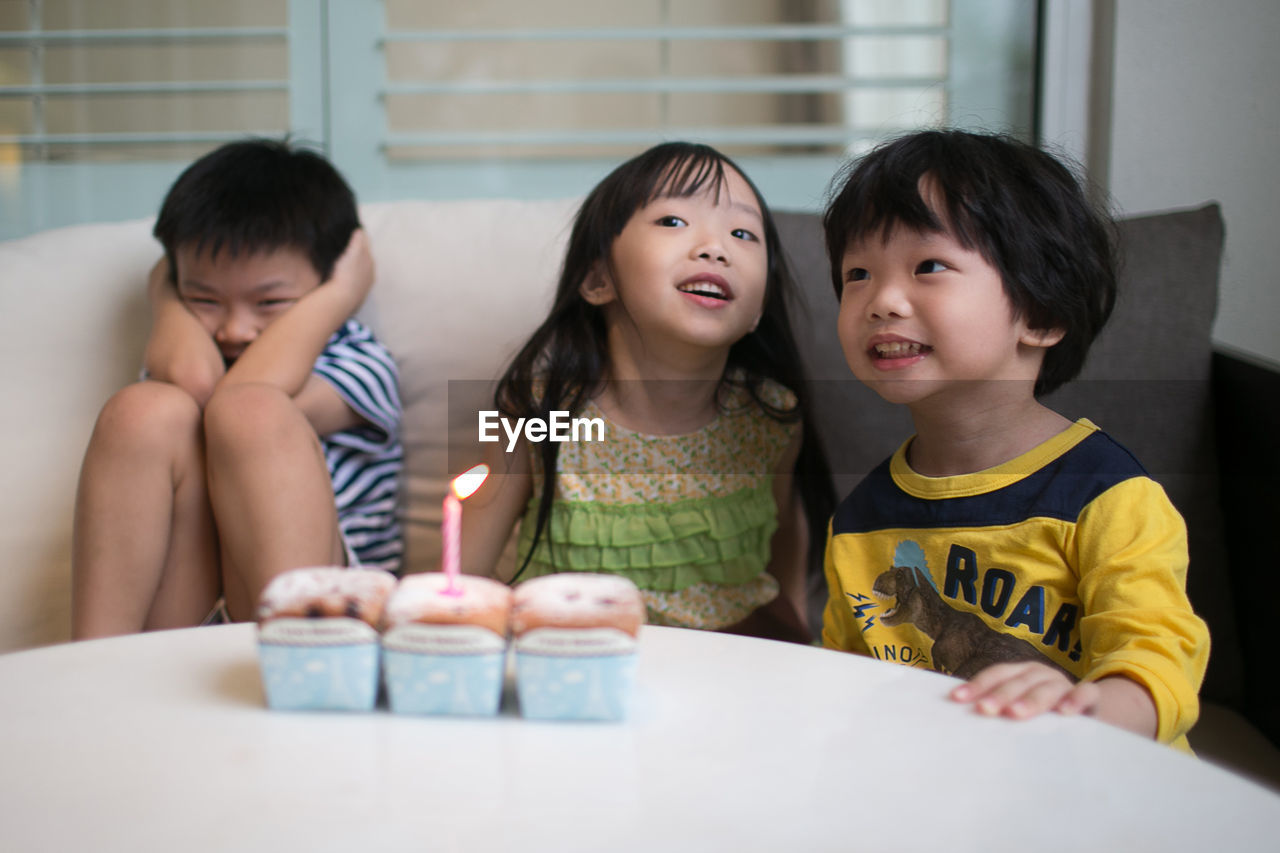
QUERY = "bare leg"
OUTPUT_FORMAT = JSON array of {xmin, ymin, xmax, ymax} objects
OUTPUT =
[
  {"xmin": 204, "ymin": 383, "xmax": 346, "ymax": 622},
  {"xmin": 71, "ymin": 382, "xmax": 221, "ymax": 639}
]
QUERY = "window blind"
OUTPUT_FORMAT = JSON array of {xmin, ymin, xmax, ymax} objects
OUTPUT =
[
  {"xmin": 0, "ymin": 0, "xmax": 294, "ymax": 161},
  {"xmin": 375, "ymin": 13, "xmax": 955, "ymax": 161}
]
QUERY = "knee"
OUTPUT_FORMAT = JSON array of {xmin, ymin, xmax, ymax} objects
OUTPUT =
[
  {"xmin": 91, "ymin": 381, "xmax": 203, "ymax": 452},
  {"xmin": 203, "ymin": 383, "xmax": 300, "ymax": 456}
]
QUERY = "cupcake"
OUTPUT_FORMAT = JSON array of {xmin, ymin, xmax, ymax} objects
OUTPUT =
[
  {"xmin": 511, "ymin": 573, "xmax": 644, "ymax": 721},
  {"xmin": 256, "ymin": 567, "xmax": 395, "ymax": 711},
  {"xmin": 381, "ymin": 573, "xmax": 513, "ymax": 716}
]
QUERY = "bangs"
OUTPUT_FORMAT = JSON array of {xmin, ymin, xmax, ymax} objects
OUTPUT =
[
  {"xmin": 844, "ymin": 174, "xmax": 940, "ymax": 245},
  {"xmin": 644, "ymin": 149, "xmax": 730, "ymax": 204},
  {"xmin": 834, "ymin": 158, "xmax": 985, "ymax": 255}
]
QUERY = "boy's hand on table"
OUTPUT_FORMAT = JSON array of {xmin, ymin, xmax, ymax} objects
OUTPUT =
[{"xmin": 950, "ymin": 661, "xmax": 1101, "ymax": 720}]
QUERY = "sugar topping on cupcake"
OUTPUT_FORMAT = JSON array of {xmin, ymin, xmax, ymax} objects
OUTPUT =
[
  {"xmin": 256, "ymin": 566, "xmax": 397, "ymax": 627},
  {"xmin": 511, "ymin": 573, "xmax": 644, "ymax": 637},
  {"xmin": 383, "ymin": 573, "xmax": 512, "ymax": 637}
]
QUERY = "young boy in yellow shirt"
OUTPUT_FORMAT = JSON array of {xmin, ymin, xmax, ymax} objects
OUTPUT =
[{"xmin": 821, "ymin": 130, "xmax": 1209, "ymax": 749}]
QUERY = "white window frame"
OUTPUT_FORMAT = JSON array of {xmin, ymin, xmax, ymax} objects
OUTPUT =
[{"xmin": 1038, "ymin": 0, "xmax": 1095, "ymax": 168}]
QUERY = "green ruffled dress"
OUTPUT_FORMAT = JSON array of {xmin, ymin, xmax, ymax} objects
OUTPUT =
[{"xmin": 516, "ymin": 379, "xmax": 798, "ymax": 629}]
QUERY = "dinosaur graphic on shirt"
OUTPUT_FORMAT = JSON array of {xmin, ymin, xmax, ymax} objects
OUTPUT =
[{"xmin": 871, "ymin": 564, "xmax": 1074, "ymax": 680}]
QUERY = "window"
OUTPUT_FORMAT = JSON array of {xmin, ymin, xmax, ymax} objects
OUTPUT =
[{"xmin": 1, "ymin": 0, "xmax": 1040, "ymax": 240}]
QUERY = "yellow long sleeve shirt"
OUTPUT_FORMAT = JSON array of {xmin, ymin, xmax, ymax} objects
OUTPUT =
[{"xmin": 823, "ymin": 419, "xmax": 1210, "ymax": 751}]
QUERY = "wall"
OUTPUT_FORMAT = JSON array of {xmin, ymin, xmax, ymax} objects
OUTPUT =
[{"xmin": 1106, "ymin": 0, "xmax": 1280, "ymax": 366}]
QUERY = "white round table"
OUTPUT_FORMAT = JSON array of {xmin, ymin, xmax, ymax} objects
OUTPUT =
[{"xmin": 1, "ymin": 624, "xmax": 1276, "ymax": 852}]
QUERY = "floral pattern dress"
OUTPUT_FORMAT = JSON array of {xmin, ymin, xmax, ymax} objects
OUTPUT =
[{"xmin": 516, "ymin": 379, "xmax": 798, "ymax": 629}]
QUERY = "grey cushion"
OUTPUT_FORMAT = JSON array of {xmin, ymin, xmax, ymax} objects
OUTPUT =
[{"xmin": 775, "ymin": 203, "xmax": 1240, "ymax": 703}]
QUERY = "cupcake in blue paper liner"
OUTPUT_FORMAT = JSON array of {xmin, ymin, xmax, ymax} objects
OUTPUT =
[
  {"xmin": 511, "ymin": 573, "xmax": 645, "ymax": 721},
  {"xmin": 381, "ymin": 573, "xmax": 512, "ymax": 716},
  {"xmin": 256, "ymin": 567, "xmax": 396, "ymax": 712}
]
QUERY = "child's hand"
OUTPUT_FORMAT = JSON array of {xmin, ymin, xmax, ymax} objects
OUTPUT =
[
  {"xmin": 141, "ymin": 254, "xmax": 225, "ymax": 403},
  {"xmin": 328, "ymin": 228, "xmax": 375, "ymax": 307},
  {"xmin": 949, "ymin": 661, "xmax": 1101, "ymax": 720}
]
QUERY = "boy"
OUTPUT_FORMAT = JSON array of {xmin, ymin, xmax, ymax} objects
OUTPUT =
[
  {"xmin": 71, "ymin": 139, "xmax": 402, "ymax": 637},
  {"xmin": 820, "ymin": 130, "xmax": 1208, "ymax": 750}
]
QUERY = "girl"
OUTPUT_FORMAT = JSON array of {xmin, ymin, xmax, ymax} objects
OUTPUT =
[{"xmin": 462, "ymin": 142, "xmax": 832, "ymax": 642}]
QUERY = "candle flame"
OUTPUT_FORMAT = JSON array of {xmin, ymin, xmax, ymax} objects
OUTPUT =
[{"xmin": 450, "ymin": 463, "xmax": 489, "ymax": 500}]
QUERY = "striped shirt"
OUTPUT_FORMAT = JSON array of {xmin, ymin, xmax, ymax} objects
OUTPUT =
[{"xmin": 313, "ymin": 319, "xmax": 403, "ymax": 573}]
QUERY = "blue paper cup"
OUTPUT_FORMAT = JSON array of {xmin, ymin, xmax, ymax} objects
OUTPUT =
[
  {"xmin": 514, "ymin": 628, "xmax": 638, "ymax": 721},
  {"xmin": 258, "ymin": 618, "xmax": 381, "ymax": 711},
  {"xmin": 382, "ymin": 624, "xmax": 508, "ymax": 716}
]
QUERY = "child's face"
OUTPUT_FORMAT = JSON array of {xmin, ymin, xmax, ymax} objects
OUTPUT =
[
  {"xmin": 835, "ymin": 213, "xmax": 1059, "ymax": 409},
  {"xmin": 174, "ymin": 245, "xmax": 322, "ymax": 364},
  {"xmin": 585, "ymin": 165, "xmax": 767, "ymax": 356}
]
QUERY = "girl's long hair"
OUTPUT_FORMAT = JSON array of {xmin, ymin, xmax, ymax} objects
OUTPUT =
[{"xmin": 497, "ymin": 142, "xmax": 834, "ymax": 583}]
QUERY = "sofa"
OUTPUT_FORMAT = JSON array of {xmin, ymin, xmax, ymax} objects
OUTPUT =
[{"xmin": 2, "ymin": 196, "xmax": 1277, "ymax": 788}]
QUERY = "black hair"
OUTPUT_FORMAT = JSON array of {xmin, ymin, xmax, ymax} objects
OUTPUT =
[
  {"xmin": 497, "ymin": 141, "xmax": 833, "ymax": 584},
  {"xmin": 152, "ymin": 137, "xmax": 360, "ymax": 281},
  {"xmin": 822, "ymin": 129, "xmax": 1117, "ymax": 396}
]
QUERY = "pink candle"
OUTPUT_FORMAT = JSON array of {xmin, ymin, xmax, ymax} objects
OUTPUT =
[
  {"xmin": 441, "ymin": 463, "xmax": 490, "ymax": 596},
  {"xmin": 442, "ymin": 492, "xmax": 462, "ymax": 594}
]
